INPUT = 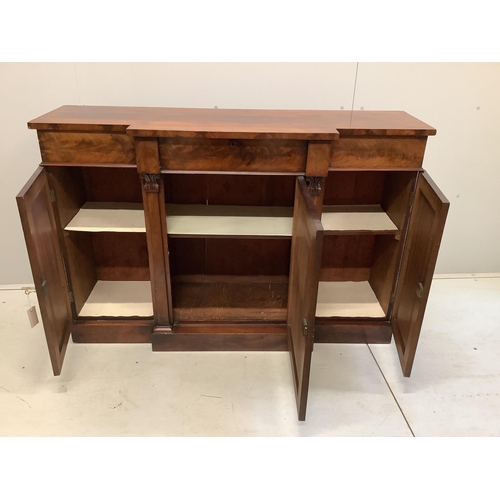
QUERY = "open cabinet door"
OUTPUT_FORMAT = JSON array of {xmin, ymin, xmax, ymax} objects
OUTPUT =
[
  {"xmin": 17, "ymin": 167, "xmax": 72, "ymax": 375},
  {"xmin": 392, "ymin": 171, "xmax": 449, "ymax": 377},
  {"xmin": 287, "ymin": 177, "xmax": 324, "ymax": 420}
]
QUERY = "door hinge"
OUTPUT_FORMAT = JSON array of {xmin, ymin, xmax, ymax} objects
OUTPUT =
[
  {"xmin": 50, "ymin": 189, "xmax": 56, "ymax": 203},
  {"xmin": 302, "ymin": 318, "xmax": 308, "ymax": 337},
  {"xmin": 409, "ymin": 190, "xmax": 415, "ymax": 207},
  {"xmin": 68, "ymin": 291, "xmax": 74, "ymax": 303},
  {"xmin": 390, "ymin": 291, "xmax": 396, "ymax": 305}
]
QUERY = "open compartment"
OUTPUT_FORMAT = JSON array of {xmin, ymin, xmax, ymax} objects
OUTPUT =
[
  {"xmin": 164, "ymin": 174, "xmax": 295, "ymax": 322},
  {"xmin": 47, "ymin": 167, "xmax": 153, "ymax": 318},
  {"xmin": 321, "ymin": 170, "xmax": 417, "ymax": 233},
  {"xmin": 316, "ymin": 170, "xmax": 417, "ymax": 319}
]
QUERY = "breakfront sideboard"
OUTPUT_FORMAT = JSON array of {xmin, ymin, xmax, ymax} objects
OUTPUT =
[{"xmin": 17, "ymin": 106, "xmax": 449, "ymax": 420}]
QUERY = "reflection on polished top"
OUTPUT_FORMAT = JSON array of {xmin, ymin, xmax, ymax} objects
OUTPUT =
[{"xmin": 28, "ymin": 105, "xmax": 436, "ymax": 139}]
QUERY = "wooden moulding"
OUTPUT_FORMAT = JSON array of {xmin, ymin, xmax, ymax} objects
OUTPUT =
[
  {"xmin": 159, "ymin": 138, "xmax": 307, "ymax": 173},
  {"xmin": 37, "ymin": 131, "xmax": 136, "ymax": 165},
  {"xmin": 314, "ymin": 320, "xmax": 393, "ymax": 344},
  {"xmin": 330, "ymin": 137, "xmax": 427, "ymax": 170},
  {"xmin": 72, "ymin": 319, "xmax": 154, "ymax": 343},
  {"xmin": 152, "ymin": 324, "xmax": 288, "ymax": 351}
]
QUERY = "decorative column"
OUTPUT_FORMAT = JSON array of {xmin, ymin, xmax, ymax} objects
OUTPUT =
[
  {"xmin": 304, "ymin": 140, "xmax": 332, "ymax": 215},
  {"xmin": 135, "ymin": 137, "xmax": 172, "ymax": 330}
]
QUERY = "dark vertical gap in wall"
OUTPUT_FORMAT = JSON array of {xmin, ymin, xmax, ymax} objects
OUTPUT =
[
  {"xmin": 350, "ymin": 62, "xmax": 359, "ymax": 127},
  {"xmin": 73, "ymin": 63, "xmax": 81, "ymax": 104}
]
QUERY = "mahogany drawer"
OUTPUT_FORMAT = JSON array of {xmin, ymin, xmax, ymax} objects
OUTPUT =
[
  {"xmin": 37, "ymin": 131, "xmax": 136, "ymax": 165},
  {"xmin": 159, "ymin": 138, "xmax": 307, "ymax": 173},
  {"xmin": 330, "ymin": 137, "xmax": 427, "ymax": 170}
]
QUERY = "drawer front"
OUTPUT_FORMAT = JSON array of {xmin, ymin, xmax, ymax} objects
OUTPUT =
[
  {"xmin": 159, "ymin": 138, "xmax": 307, "ymax": 173},
  {"xmin": 38, "ymin": 131, "xmax": 136, "ymax": 165},
  {"xmin": 330, "ymin": 137, "xmax": 427, "ymax": 170}
]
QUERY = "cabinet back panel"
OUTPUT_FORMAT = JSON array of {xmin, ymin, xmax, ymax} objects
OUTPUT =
[
  {"xmin": 164, "ymin": 174, "xmax": 296, "ymax": 206},
  {"xmin": 323, "ymin": 172, "xmax": 387, "ymax": 205},
  {"xmin": 321, "ymin": 234, "xmax": 376, "ymax": 271},
  {"xmin": 165, "ymin": 174, "xmax": 207, "ymax": 204},
  {"xmin": 64, "ymin": 231, "xmax": 98, "ymax": 315},
  {"xmin": 381, "ymin": 171, "xmax": 417, "ymax": 230},
  {"xmin": 369, "ymin": 235, "xmax": 401, "ymax": 315},
  {"xmin": 47, "ymin": 167, "xmax": 87, "ymax": 228},
  {"xmin": 169, "ymin": 238, "xmax": 291, "ymax": 277},
  {"xmin": 320, "ymin": 233, "xmax": 401, "ymax": 314},
  {"xmin": 83, "ymin": 167, "xmax": 143, "ymax": 203},
  {"xmin": 93, "ymin": 233, "xmax": 150, "ymax": 280},
  {"xmin": 172, "ymin": 281, "xmax": 288, "ymax": 322}
]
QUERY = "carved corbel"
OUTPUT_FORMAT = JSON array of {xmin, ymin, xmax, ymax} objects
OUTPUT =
[
  {"xmin": 305, "ymin": 176, "xmax": 324, "ymax": 196},
  {"xmin": 140, "ymin": 173, "xmax": 161, "ymax": 193}
]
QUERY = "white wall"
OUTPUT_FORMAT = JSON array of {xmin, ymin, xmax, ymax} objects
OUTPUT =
[{"xmin": 1, "ymin": 62, "xmax": 499, "ymax": 284}]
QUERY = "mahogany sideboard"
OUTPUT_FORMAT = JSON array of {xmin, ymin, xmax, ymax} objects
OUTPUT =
[{"xmin": 17, "ymin": 106, "xmax": 449, "ymax": 420}]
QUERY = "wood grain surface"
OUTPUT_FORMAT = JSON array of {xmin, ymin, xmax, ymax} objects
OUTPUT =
[
  {"xmin": 160, "ymin": 138, "xmax": 307, "ymax": 173},
  {"xmin": 38, "ymin": 131, "xmax": 136, "ymax": 164},
  {"xmin": 330, "ymin": 137, "xmax": 427, "ymax": 170},
  {"xmin": 28, "ymin": 106, "xmax": 435, "ymax": 138},
  {"xmin": 17, "ymin": 168, "xmax": 72, "ymax": 375},
  {"xmin": 287, "ymin": 177, "xmax": 324, "ymax": 420},
  {"xmin": 391, "ymin": 172, "xmax": 449, "ymax": 376}
]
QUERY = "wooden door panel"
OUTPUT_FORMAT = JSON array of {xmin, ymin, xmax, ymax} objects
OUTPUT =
[
  {"xmin": 17, "ymin": 168, "xmax": 72, "ymax": 375},
  {"xmin": 287, "ymin": 177, "xmax": 324, "ymax": 420},
  {"xmin": 392, "ymin": 171, "xmax": 449, "ymax": 376}
]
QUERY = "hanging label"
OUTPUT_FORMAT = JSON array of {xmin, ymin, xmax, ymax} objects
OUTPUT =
[{"xmin": 27, "ymin": 306, "xmax": 39, "ymax": 328}]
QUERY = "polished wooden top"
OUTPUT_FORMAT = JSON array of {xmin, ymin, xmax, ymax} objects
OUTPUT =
[{"xmin": 28, "ymin": 106, "xmax": 436, "ymax": 139}]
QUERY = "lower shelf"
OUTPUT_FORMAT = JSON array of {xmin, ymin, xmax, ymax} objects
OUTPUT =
[
  {"xmin": 172, "ymin": 279, "xmax": 288, "ymax": 321},
  {"xmin": 315, "ymin": 281, "xmax": 386, "ymax": 318},
  {"xmin": 79, "ymin": 280, "xmax": 153, "ymax": 318}
]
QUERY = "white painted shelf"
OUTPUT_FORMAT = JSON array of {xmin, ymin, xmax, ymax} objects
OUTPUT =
[
  {"xmin": 65, "ymin": 203, "xmax": 294, "ymax": 237},
  {"xmin": 321, "ymin": 210, "xmax": 398, "ymax": 233},
  {"xmin": 166, "ymin": 204, "xmax": 293, "ymax": 237},
  {"xmin": 65, "ymin": 203, "xmax": 146, "ymax": 232},
  {"xmin": 315, "ymin": 281, "xmax": 386, "ymax": 318},
  {"xmin": 79, "ymin": 280, "xmax": 153, "ymax": 317}
]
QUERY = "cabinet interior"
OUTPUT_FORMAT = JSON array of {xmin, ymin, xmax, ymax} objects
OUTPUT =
[
  {"xmin": 318, "ymin": 171, "xmax": 417, "ymax": 318},
  {"xmin": 47, "ymin": 167, "xmax": 152, "ymax": 318},
  {"xmin": 164, "ymin": 174, "xmax": 295, "ymax": 322}
]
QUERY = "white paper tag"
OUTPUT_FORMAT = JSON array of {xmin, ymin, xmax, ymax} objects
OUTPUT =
[{"xmin": 27, "ymin": 306, "xmax": 39, "ymax": 328}]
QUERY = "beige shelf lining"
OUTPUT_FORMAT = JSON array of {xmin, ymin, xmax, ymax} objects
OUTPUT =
[
  {"xmin": 65, "ymin": 202, "xmax": 146, "ymax": 232},
  {"xmin": 65, "ymin": 203, "xmax": 293, "ymax": 236},
  {"xmin": 79, "ymin": 280, "xmax": 153, "ymax": 317},
  {"xmin": 316, "ymin": 281, "xmax": 386, "ymax": 318},
  {"xmin": 321, "ymin": 211, "xmax": 397, "ymax": 232},
  {"xmin": 166, "ymin": 205, "xmax": 293, "ymax": 236},
  {"xmin": 65, "ymin": 203, "xmax": 397, "ymax": 236}
]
